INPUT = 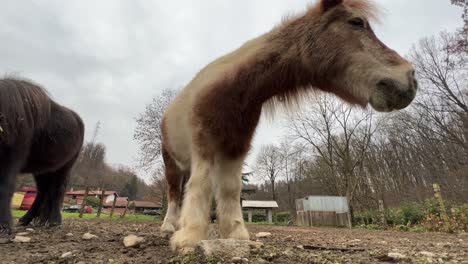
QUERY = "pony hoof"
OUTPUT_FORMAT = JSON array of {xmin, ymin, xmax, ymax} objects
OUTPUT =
[
  {"xmin": 17, "ymin": 218, "xmax": 31, "ymax": 227},
  {"xmin": 228, "ymin": 229, "xmax": 250, "ymax": 240},
  {"xmin": 160, "ymin": 222, "xmax": 176, "ymax": 235},
  {"xmin": 0, "ymin": 235, "xmax": 11, "ymax": 244},
  {"xmin": 179, "ymin": 246, "xmax": 195, "ymax": 255},
  {"xmin": 0, "ymin": 224, "xmax": 12, "ymax": 244},
  {"xmin": 170, "ymin": 229, "xmax": 205, "ymax": 252}
]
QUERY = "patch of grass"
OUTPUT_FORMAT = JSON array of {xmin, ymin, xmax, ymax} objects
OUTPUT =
[
  {"xmin": 12, "ymin": 210, "xmax": 26, "ymax": 218},
  {"xmin": 11, "ymin": 209, "xmax": 159, "ymax": 221}
]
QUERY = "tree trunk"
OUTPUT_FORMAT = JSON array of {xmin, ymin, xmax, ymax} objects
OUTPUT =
[{"xmin": 271, "ymin": 179, "xmax": 276, "ymax": 200}]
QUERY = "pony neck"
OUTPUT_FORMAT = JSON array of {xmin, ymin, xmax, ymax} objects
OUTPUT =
[{"xmin": 226, "ymin": 30, "xmax": 311, "ymax": 111}]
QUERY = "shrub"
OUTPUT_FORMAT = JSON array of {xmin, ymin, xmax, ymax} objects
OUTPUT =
[
  {"xmin": 423, "ymin": 198, "xmax": 441, "ymax": 216},
  {"xmin": 422, "ymin": 204, "xmax": 468, "ymax": 233},
  {"xmin": 353, "ymin": 200, "xmax": 467, "ymax": 234},
  {"xmin": 354, "ymin": 210, "xmax": 380, "ymax": 225},
  {"xmin": 85, "ymin": 196, "xmax": 100, "ymax": 208},
  {"xmin": 399, "ymin": 202, "xmax": 424, "ymax": 225},
  {"xmin": 243, "ymin": 211, "xmax": 266, "ymax": 222},
  {"xmin": 274, "ymin": 212, "xmax": 291, "ymax": 223}
]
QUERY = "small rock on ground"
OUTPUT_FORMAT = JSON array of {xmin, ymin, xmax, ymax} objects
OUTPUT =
[
  {"xmin": 123, "ymin": 235, "xmax": 145, "ymax": 248},
  {"xmin": 13, "ymin": 236, "xmax": 31, "ymax": 243},
  {"xmin": 419, "ymin": 251, "xmax": 436, "ymax": 257},
  {"xmin": 61, "ymin": 252, "xmax": 73, "ymax": 259},
  {"xmin": 229, "ymin": 257, "xmax": 250, "ymax": 263},
  {"xmin": 82, "ymin": 233, "xmax": 98, "ymax": 240},
  {"xmin": 255, "ymin": 232, "xmax": 272, "ymax": 238},
  {"xmin": 387, "ymin": 252, "xmax": 407, "ymax": 260}
]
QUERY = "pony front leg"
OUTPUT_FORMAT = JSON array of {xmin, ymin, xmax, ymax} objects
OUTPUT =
[
  {"xmin": 0, "ymin": 157, "xmax": 20, "ymax": 243},
  {"xmin": 214, "ymin": 159, "xmax": 249, "ymax": 240},
  {"xmin": 170, "ymin": 159, "xmax": 212, "ymax": 252}
]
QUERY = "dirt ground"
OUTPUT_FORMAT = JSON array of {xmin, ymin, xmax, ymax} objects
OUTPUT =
[{"xmin": 0, "ymin": 218, "xmax": 466, "ymax": 264}]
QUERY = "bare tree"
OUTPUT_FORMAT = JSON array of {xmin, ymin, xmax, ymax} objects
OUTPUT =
[
  {"xmin": 255, "ymin": 144, "xmax": 284, "ymax": 200},
  {"xmin": 278, "ymin": 141, "xmax": 306, "ymax": 215},
  {"xmin": 134, "ymin": 88, "xmax": 178, "ymax": 173},
  {"xmin": 147, "ymin": 165, "xmax": 167, "ymax": 216},
  {"xmin": 450, "ymin": 0, "xmax": 468, "ymax": 54},
  {"xmin": 287, "ymin": 95, "xmax": 376, "ymax": 204},
  {"xmin": 410, "ymin": 32, "xmax": 468, "ymax": 147},
  {"xmin": 72, "ymin": 122, "xmax": 106, "ymax": 188}
]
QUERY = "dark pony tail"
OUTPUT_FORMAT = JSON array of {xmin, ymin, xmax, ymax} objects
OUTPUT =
[{"xmin": 0, "ymin": 78, "xmax": 52, "ymax": 145}]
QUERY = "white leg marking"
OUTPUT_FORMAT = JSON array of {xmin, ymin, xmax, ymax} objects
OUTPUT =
[
  {"xmin": 170, "ymin": 157, "xmax": 213, "ymax": 252},
  {"xmin": 214, "ymin": 159, "xmax": 250, "ymax": 240}
]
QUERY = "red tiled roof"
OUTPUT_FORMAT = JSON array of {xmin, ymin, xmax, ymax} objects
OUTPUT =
[
  {"xmin": 133, "ymin": 201, "xmax": 162, "ymax": 208},
  {"xmin": 66, "ymin": 190, "xmax": 117, "ymax": 196}
]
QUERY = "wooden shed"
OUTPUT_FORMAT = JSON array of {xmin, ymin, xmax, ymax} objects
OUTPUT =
[{"xmin": 242, "ymin": 200, "xmax": 279, "ymax": 223}]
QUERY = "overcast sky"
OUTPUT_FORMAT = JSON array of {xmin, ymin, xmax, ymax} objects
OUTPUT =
[{"xmin": 0, "ymin": 0, "xmax": 462, "ymax": 182}]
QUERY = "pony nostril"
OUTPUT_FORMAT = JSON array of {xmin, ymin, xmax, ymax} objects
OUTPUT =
[
  {"xmin": 409, "ymin": 69, "xmax": 415, "ymax": 78},
  {"xmin": 377, "ymin": 79, "xmax": 394, "ymax": 90}
]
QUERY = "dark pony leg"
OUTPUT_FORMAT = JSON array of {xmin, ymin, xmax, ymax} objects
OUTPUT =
[
  {"xmin": 19, "ymin": 155, "xmax": 77, "ymax": 227},
  {"xmin": 160, "ymin": 146, "xmax": 188, "ymax": 234},
  {"xmin": 0, "ymin": 150, "xmax": 21, "ymax": 243}
]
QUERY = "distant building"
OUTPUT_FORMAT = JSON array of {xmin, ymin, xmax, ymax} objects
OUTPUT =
[
  {"xmin": 103, "ymin": 197, "xmax": 129, "ymax": 214},
  {"xmin": 296, "ymin": 196, "xmax": 351, "ymax": 227},
  {"xmin": 102, "ymin": 198, "xmax": 162, "ymax": 214},
  {"xmin": 132, "ymin": 201, "xmax": 162, "ymax": 214},
  {"xmin": 65, "ymin": 189, "xmax": 118, "ymax": 205},
  {"xmin": 242, "ymin": 200, "xmax": 279, "ymax": 223}
]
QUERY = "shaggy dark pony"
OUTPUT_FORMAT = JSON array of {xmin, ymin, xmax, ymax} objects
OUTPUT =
[{"xmin": 0, "ymin": 78, "xmax": 84, "ymax": 242}]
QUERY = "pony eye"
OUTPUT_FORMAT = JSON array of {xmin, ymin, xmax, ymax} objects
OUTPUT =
[{"xmin": 348, "ymin": 17, "xmax": 365, "ymax": 28}]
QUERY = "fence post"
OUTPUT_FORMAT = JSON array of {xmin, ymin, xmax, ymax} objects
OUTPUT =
[
  {"xmin": 109, "ymin": 195, "xmax": 117, "ymax": 219},
  {"xmin": 79, "ymin": 187, "xmax": 90, "ymax": 218},
  {"xmin": 433, "ymin": 183, "xmax": 450, "ymax": 231},
  {"xmin": 121, "ymin": 201, "xmax": 130, "ymax": 219},
  {"xmin": 96, "ymin": 189, "xmax": 105, "ymax": 218}
]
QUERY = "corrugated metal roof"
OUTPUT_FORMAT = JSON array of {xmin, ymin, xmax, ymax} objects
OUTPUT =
[{"xmin": 242, "ymin": 200, "xmax": 278, "ymax": 208}]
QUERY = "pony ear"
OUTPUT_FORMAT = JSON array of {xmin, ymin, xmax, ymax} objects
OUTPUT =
[{"xmin": 322, "ymin": 0, "xmax": 343, "ymax": 12}]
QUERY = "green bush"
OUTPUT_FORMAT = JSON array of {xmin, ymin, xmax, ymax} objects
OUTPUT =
[
  {"xmin": 423, "ymin": 198, "xmax": 441, "ymax": 216},
  {"xmin": 85, "ymin": 196, "xmax": 100, "ymax": 208},
  {"xmin": 422, "ymin": 204, "xmax": 468, "ymax": 233},
  {"xmin": 243, "ymin": 211, "xmax": 266, "ymax": 222},
  {"xmin": 354, "ymin": 210, "xmax": 380, "ymax": 225},
  {"xmin": 399, "ymin": 202, "xmax": 425, "ymax": 225},
  {"xmin": 355, "ymin": 199, "xmax": 467, "ymax": 234},
  {"xmin": 274, "ymin": 212, "xmax": 291, "ymax": 223}
]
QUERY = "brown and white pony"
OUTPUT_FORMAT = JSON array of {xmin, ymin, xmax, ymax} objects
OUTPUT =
[{"xmin": 160, "ymin": 0, "xmax": 417, "ymax": 252}]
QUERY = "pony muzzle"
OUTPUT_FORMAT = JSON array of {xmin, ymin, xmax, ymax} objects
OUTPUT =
[{"xmin": 370, "ymin": 73, "xmax": 417, "ymax": 112}]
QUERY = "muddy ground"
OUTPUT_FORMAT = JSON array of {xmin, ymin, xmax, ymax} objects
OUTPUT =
[{"xmin": 0, "ymin": 218, "xmax": 466, "ymax": 264}]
